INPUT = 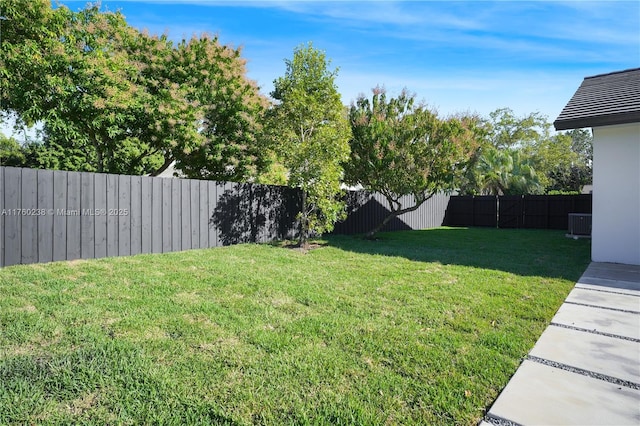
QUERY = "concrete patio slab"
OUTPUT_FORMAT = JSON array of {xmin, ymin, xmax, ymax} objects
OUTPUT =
[
  {"xmin": 487, "ymin": 360, "xmax": 640, "ymax": 426},
  {"xmin": 579, "ymin": 263, "xmax": 640, "ymax": 291},
  {"xmin": 576, "ymin": 282, "xmax": 640, "ymax": 296},
  {"xmin": 578, "ymin": 275, "xmax": 640, "ymax": 291},
  {"xmin": 551, "ymin": 302, "xmax": 640, "ymax": 340},
  {"xmin": 565, "ymin": 287, "xmax": 640, "ymax": 313},
  {"xmin": 483, "ymin": 263, "xmax": 640, "ymax": 425},
  {"xmin": 529, "ymin": 325, "xmax": 640, "ymax": 383}
]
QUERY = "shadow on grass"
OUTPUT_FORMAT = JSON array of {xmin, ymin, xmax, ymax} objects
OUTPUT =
[{"xmin": 325, "ymin": 227, "xmax": 591, "ymax": 282}]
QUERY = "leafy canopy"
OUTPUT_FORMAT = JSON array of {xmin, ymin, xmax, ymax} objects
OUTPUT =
[
  {"xmin": 345, "ymin": 88, "xmax": 478, "ymax": 236},
  {"xmin": 0, "ymin": 0, "xmax": 268, "ymax": 180},
  {"xmin": 269, "ymin": 43, "xmax": 351, "ymax": 247},
  {"xmin": 458, "ymin": 108, "xmax": 593, "ymax": 195}
]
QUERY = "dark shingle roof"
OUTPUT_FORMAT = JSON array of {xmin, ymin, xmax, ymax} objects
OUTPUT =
[{"xmin": 553, "ymin": 68, "xmax": 640, "ymax": 131}]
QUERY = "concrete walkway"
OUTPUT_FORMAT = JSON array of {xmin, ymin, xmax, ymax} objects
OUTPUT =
[{"xmin": 481, "ymin": 262, "xmax": 640, "ymax": 426}]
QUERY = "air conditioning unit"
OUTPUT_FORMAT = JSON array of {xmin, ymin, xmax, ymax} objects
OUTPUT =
[{"xmin": 568, "ymin": 213, "xmax": 592, "ymax": 237}]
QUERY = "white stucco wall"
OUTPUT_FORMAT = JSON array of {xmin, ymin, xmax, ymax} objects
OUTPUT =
[{"xmin": 592, "ymin": 123, "xmax": 640, "ymax": 265}]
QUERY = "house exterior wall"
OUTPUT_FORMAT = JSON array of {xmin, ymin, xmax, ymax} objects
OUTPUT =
[{"xmin": 592, "ymin": 123, "xmax": 640, "ymax": 265}]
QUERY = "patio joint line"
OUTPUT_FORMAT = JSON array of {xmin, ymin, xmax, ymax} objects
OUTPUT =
[
  {"xmin": 563, "ymin": 300, "xmax": 640, "ymax": 314},
  {"xmin": 576, "ymin": 285, "xmax": 640, "ymax": 297},
  {"xmin": 550, "ymin": 322, "xmax": 640, "ymax": 342},
  {"xmin": 527, "ymin": 355, "xmax": 640, "ymax": 390},
  {"xmin": 483, "ymin": 413, "xmax": 523, "ymax": 426}
]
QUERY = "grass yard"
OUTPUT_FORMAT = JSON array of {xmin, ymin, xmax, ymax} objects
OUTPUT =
[{"xmin": 0, "ymin": 227, "xmax": 590, "ymax": 425}]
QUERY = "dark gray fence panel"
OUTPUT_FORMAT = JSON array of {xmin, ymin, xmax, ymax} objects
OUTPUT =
[
  {"xmin": 20, "ymin": 169, "xmax": 38, "ymax": 264},
  {"xmin": 66, "ymin": 172, "xmax": 82, "ymax": 260},
  {"xmin": 190, "ymin": 180, "xmax": 200, "ymax": 249},
  {"xmin": 161, "ymin": 178, "xmax": 172, "ymax": 253},
  {"xmin": 118, "ymin": 175, "xmax": 131, "ymax": 257},
  {"xmin": 140, "ymin": 177, "xmax": 152, "ymax": 254},
  {"xmin": 3, "ymin": 168, "xmax": 21, "ymax": 266},
  {"xmin": 199, "ymin": 180, "xmax": 208, "ymax": 249},
  {"xmin": 332, "ymin": 191, "xmax": 450, "ymax": 235},
  {"xmin": 445, "ymin": 194, "xmax": 592, "ymax": 230},
  {"xmin": 37, "ymin": 170, "xmax": 54, "ymax": 263},
  {"xmin": 130, "ymin": 176, "xmax": 142, "ymax": 256},
  {"xmin": 214, "ymin": 182, "xmax": 227, "ymax": 246},
  {"xmin": 207, "ymin": 181, "xmax": 217, "ymax": 247},
  {"xmin": 80, "ymin": 172, "xmax": 95, "ymax": 259},
  {"xmin": 94, "ymin": 173, "xmax": 108, "ymax": 258},
  {"xmin": 106, "ymin": 174, "xmax": 119, "ymax": 258},
  {"xmin": 170, "ymin": 179, "xmax": 181, "ymax": 252},
  {"xmin": 151, "ymin": 177, "xmax": 162, "ymax": 254},
  {"xmin": 1, "ymin": 167, "xmax": 451, "ymax": 267},
  {"xmin": 180, "ymin": 179, "xmax": 190, "ymax": 251},
  {"xmin": 52, "ymin": 172, "xmax": 67, "ymax": 262}
]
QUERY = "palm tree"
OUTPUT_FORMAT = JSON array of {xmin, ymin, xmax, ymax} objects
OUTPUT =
[{"xmin": 477, "ymin": 148, "xmax": 542, "ymax": 195}]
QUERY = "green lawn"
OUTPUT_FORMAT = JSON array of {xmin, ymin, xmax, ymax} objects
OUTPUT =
[{"xmin": 0, "ymin": 227, "xmax": 590, "ymax": 425}]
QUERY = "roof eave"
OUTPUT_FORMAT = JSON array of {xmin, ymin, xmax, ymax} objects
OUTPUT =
[{"xmin": 554, "ymin": 111, "xmax": 640, "ymax": 131}]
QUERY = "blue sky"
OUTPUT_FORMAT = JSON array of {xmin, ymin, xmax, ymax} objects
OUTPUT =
[{"xmin": 36, "ymin": 1, "xmax": 640, "ymax": 122}]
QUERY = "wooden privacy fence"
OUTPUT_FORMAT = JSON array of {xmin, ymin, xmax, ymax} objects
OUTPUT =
[
  {"xmin": 443, "ymin": 194, "xmax": 592, "ymax": 229},
  {"xmin": 334, "ymin": 191, "xmax": 450, "ymax": 235},
  {"xmin": 0, "ymin": 167, "xmax": 450, "ymax": 267},
  {"xmin": 0, "ymin": 167, "xmax": 301, "ymax": 268}
]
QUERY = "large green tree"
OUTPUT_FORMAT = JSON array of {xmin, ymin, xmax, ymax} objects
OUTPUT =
[
  {"xmin": 345, "ymin": 88, "xmax": 478, "ymax": 237},
  {"xmin": 543, "ymin": 129, "xmax": 593, "ymax": 192},
  {"xmin": 459, "ymin": 108, "xmax": 592, "ymax": 194},
  {"xmin": 269, "ymin": 43, "xmax": 351, "ymax": 247},
  {"xmin": 1, "ymin": 0, "xmax": 268, "ymax": 180}
]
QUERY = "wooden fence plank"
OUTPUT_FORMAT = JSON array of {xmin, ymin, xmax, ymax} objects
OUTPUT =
[
  {"xmin": 151, "ymin": 177, "xmax": 162, "ymax": 253},
  {"xmin": 80, "ymin": 172, "xmax": 95, "ymax": 259},
  {"xmin": 66, "ymin": 171, "xmax": 81, "ymax": 260},
  {"xmin": 162, "ymin": 178, "xmax": 172, "ymax": 252},
  {"xmin": 52, "ymin": 171, "xmax": 67, "ymax": 262},
  {"xmin": 118, "ymin": 175, "xmax": 131, "ymax": 256},
  {"xmin": 207, "ymin": 181, "xmax": 217, "ymax": 247},
  {"xmin": 171, "ymin": 179, "xmax": 181, "ymax": 252},
  {"xmin": 20, "ymin": 168, "xmax": 38, "ymax": 264},
  {"xmin": 94, "ymin": 173, "xmax": 107, "ymax": 258},
  {"xmin": 213, "ymin": 182, "xmax": 226, "ymax": 246},
  {"xmin": 130, "ymin": 176, "xmax": 142, "ymax": 256},
  {"xmin": 190, "ymin": 180, "xmax": 200, "ymax": 249},
  {"xmin": 3, "ymin": 168, "xmax": 22, "ymax": 266},
  {"xmin": 140, "ymin": 177, "xmax": 152, "ymax": 254},
  {"xmin": 37, "ymin": 169, "xmax": 55, "ymax": 263},
  {"xmin": 106, "ymin": 174, "xmax": 119, "ymax": 258},
  {"xmin": 199, "ymin": 180, "xmax": 208, "ymax": 249},
  {"xmin": 181, "ymin": 179, "xmax": 191, "ymax": 250}
]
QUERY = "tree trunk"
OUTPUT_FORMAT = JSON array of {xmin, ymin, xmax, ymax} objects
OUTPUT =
[
  {"xmin": 365, "ymin": 211, "xmax": 399, "ymax": 239},
  {"xmin": 365, "ymin": 193, "xmax": 435, "ymax": 239},
  {"xmin": 150, "ymin": 156, "xmax": 173, "ymax": 177}
]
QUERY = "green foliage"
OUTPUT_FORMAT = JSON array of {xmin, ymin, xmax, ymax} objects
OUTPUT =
[
  {"xmin": 157, "ymin": 36, "xmax": 269, "ymax": 181},
  {"xmin": 0, "ymin": 134, "xmax": 25, "ymax": 166},
  {"xmin": 475, "ymin": 147, "xmax": 543, "ymax": 195},
  {"xmin": 269, "ymin": 43, "xmax": 351, "ymax": 246},
  {"xmin": 345, "ymin": 88, "xmax": 478, "ymax": 236},
  {"xmin": 486, "ymin": 107, "xmax": 550, "ymax": 149},
  {"xmin": 0, "ymin": 0, "xmax": 268, "ymax": 180},
  {"xmin": 544, "ymin": 129, "xmax": 593, "ymax": 192},
  {"xmin": 459, "ymin": 108, "xmax": 593, "ymax": 195}
]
